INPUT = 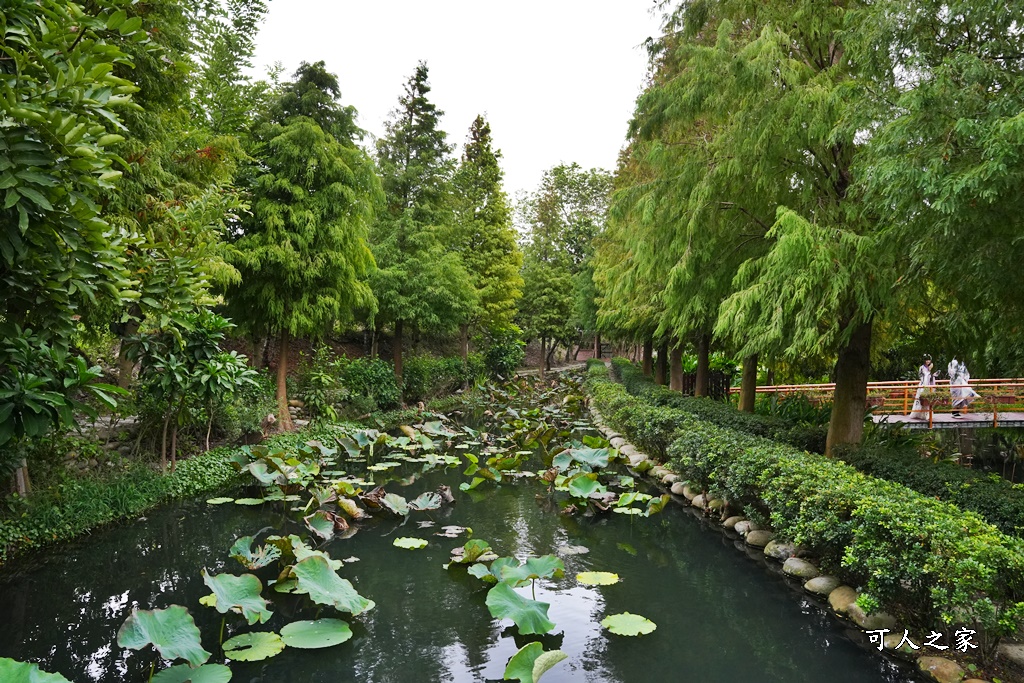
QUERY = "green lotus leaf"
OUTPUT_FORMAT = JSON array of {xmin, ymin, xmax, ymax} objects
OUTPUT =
[
  {"xmin": 117, "ymin": 606, "xmax": 210, "ymax": 667},
  {"xmin": 201, "ymin": 570, "xmax": 273, "ymax": 625},
  {"xmin": 229, "ymin": 536, "xmax": 281, "ymax": 570},
  {"xmin": 459, "ymin": 477, "xmax": 486, "ymax": 491},
  {"xmin": 550, "ymin": 451, "xmax": 573, "ymax": 471},
  {"xmin": 233, "ymin": 498, "xmax": 265, "ymax": 506},
  {"xmin": 380, "ymin": 493, "xmax": 410, "ymax": 517},
  {"xmin": 280, "ymin": 619, "xmax": 352, "ymax": 649},
  {"xmin": 601, "ymin": 612, "xmax": 656, "ymax": 636},
  {"xmin": 304, "ymin": 510, "xmax": 336, "ymax": 541},
  {"xmin": 290, "ymin": 537, "xmax": 343, "ymax": 570},
  {"xmin": 408, "ymin": 492, "xmax": 441, "ymax": 511},
  {"xmin": 206, "ymin": 497, "xmax": 234, "ymax": 505},
  {"xmin": 222, "ymin": 632, "xmax": 284, "ymax": 662},
  {"xmin": 581, "ymin": 434, "xmax": 609, "ymax": 448},
  {"xmin": 453, "ymin": 539, "xmax": 492, "ymax": 564},
  {"xmin": 151, "ymin": 663, "xmax": 232, "ymax": 683},
  {"xmin": 393, "ymin": 537, "xmax": 428, "ymax": 550},
  {"xmin": 503, "ymin": 643, "xmax": 568, "ymax": 683},
  {"xmin": 499, "ymin": 556, "xmax": 565, "ymax": 585},
  {"xmin": 292, "ymin": 555, "xmax": 374, "ymax": 615},
  {"xmin": 0, "ymin": 658, "xmax": 73, "ymax": 683},
  {"xmin": 566, "ymin": 473, "xmax": 605, "ymax": 499},
  {"xmin": 645, "ymin": 494, "xmax": 671, "ymax": 517},
  {"xmin": 612, "ymin": 507, "xmax": 643, "ymax": 515},
  {"xmin": 571, "ymin": 447, "xmax": 612, "ymax": 469},
  {"xmin": 468, "ymin": 556, "xmax": 519, "ymax": 583},
  {"xmin": 485, "ymin": 583, "xmax": 555, "ymax": 635},
  {"xmin": 576, "ymin": 572, "xmax": 620, "ymax": 586},
  {"xmin": 199, "ymin": 593, "xmax": 217, "ymax": 607},
  {"xmin": 336, "ymin": 497, "xmax": 368, "ymax": 520}
]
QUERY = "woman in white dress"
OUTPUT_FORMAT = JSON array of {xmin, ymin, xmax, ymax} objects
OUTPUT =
[
  {"xmin": 910, "ymin": 356, "xmax": 935, "ymax": 420},
  {"xmin": 947, "ymin": 357, "xmax": 980, "ymax": 418}
]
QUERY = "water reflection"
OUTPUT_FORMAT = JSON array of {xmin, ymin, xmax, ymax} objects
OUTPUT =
[{"xmin": 0, "ymin": 454, "xmax": 912, "ymax": 683}]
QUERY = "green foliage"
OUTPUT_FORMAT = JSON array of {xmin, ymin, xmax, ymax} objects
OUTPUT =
[
  {"xmin": 401, "ymin": 354, "xmax": 482, "ymax": 403},
  {"xmin": 296, "ymin": 346, "xmax": 348, "ymax": 422},
  {"xmin": 117, "ymin": 606, "xmax": 210, "ymax": 667},
  {"xmin": 836, "ymin": 443, "xmax": 1024, "ymax": 538},
  {"xmin": 503, "ymin": 643, "xmax": 567, "ymax": 683},
  {"xmin": 338, "ymin": 357, "xmax": 401, "ymax": 413},
  {"xmin": 201, "ymin": 570, "xmax": 273, "ymax": 625},
  {"xmin": 485, "ymin": 582, "xmax": 556, "ymax": 635},
  {"xmin": 0, "ymin": 658, "xmax": 72, "ymax": 683},
  {"xmin": 221, "ymin": 631, "xmax": 283, "ymax": 662},
  {"xmin": 482, "ymin": 326, "xmax": 526, "ymax": 378}
]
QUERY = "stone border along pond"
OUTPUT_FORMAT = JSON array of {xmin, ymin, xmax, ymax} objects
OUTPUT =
[{"xmin": 587, "ymin": 401, "xmax": 1015, "ymax": 683}]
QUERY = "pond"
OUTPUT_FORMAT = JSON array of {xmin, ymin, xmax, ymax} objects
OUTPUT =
[{"xmin": 0, "ymin": 379, "xmax": 912, "ymax": 683}]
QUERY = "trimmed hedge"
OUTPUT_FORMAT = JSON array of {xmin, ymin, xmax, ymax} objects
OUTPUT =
[
  {"xmin": 586, "ymin": 363, "xmax": 1024, "ymax": 640},
  {"xmin": 836, "ymin": 443, "xmax": 1024, "ymax": 538},
  {"xmin": 609, "ymin": 358, "xmax": 827, "ymax": 453}
]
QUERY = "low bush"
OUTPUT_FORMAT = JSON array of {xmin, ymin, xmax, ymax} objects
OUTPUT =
[
  {"xmin": 402, "ymin": 353, "xmax": 485, "ymax": 403},
  {"xmin": 339, "ymin": 357, "xmax": 402, "ymax": 412},
  {"xmin": 836, "ymin": 443, "xmax": 1024, "ymax": 538},
  {"xmin": 482, "ymin": 326, "xmax": 526, "ymax": 378}
]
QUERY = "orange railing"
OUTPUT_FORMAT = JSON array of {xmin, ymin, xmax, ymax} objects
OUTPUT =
[{"xmin": 730, "ymin": 379, "xmax": 1024, "ymax": 428}]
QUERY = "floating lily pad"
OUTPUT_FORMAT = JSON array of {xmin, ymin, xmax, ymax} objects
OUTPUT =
[
  {"xmin": 206, "ymin": 497, "xmax": 234, "ymax": 505},
  {"xmin": 233, "ymin": 498, "xmax": 265, "ymax": 506},
  {"xmin": 0, "ymin": 658, "xmax": 73, "ymax": 683},
  {"xmin": 222, "ymin": 632, "xmax": 284, "ymax": 661},
  {"xmin": 485, "ymin": 583, "xmax": 556, "ymax": 635},
  {"xmin": 613, "ymin": 507, "xmax": 643, "ymax": 515},
  {"xmin": 601, "ymin": 612, "xmax": 656, "ymax": 636},
  {"xmin": 576, "ymin": 572, "xmax": 620, "ymax": 586},
  {"xmin": 393, "ymin": 537, "xmax": 428, "ymax": 550},
  {"xmin": 556, "ymin": 544, "xmax": 589, "ymax": 556},
  {"xmin": 151, "ymin": 663, "xmax": 232, "ymax": 683},
  {"xmin": 117, "ymin": 606, "xmax": 210, "ymax": 667},
  {"xmin": 280, "ymin": 619, "xmax": 352, "ymax": 649},
  {"xmin": 201, "ymin": 570, "xmax": 272, "ymax": 625},
  {"xmin": 503, "ymin": 642, "xmax": 567, "ymax": 683},
  {"xmin": 499, "ymin": 556, "xmax": 564, "ymax": 585}
]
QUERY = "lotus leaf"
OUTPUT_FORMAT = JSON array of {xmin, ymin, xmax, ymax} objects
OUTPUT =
[
  {"xmin": 233, "ymin": 498, "xmax": 265, "ymax": 506},
  {"xmin": 380, "ymin": 493, "xmax": 410, "ymax": 517},
  {"xmin": 570, "ymin": 447, "xmax": 612, "ymax": 469},
  {"xmin": 0, "ymin": 658, "xmax": 73, "ymax": 683},
  {"xmin": 206, "ymin": 497, "xmax": 234, "ymax": 505},
  {"xmin": 287, "ymin": 537, "xmax": 343, "ymax": 570},
  {"xmin": 201, "ymin": 570, "xmax": 272, "ymax": 625},
  {"xmin": 453, "ymin": 539, "xmax": 492, "ymax": 564},
  {"xmin": 304, "ymin": 510, "xmax": 348, "ymax": 541},
  {"xmin": 645, "ymin": 494, "xmax": 670, "ymax": 517},
  {"xmin": 582, "ymin": 434, "xmax": 609, "ymax": 448},
  {"xmin": 337, "ymin": 497, "xmax": 368, "ymax": 520},
  {"xmin": 502, "ymin": 643, "xmax": 567, "ymax": 683},
  {"xmin": 280, "ymin": 619, "xmax": 353, "ymax": 649},
  {"xmin": 613, "ymin": 507, "xmax": 643, "ymax": 515},
  {"xmin": 292, "ymin": 556, "xmax": 374, "ymax": 615},
  {"xmin": 117, "ymin": 606, "xmax": 210, "ymax": 667},
  {"xmin": 229, "ymin": 536, "xmax": 281, "ymax": 570},
  {"xmin": 467, "ymin": 556, "xmax": 519, "ymax": 584},
  {"xmin": 459, "ymin": 477, "xmax": 486, "ymax": 491},
  {"xmin": 199, "ymin": 593, "xmax": 218, "ymax": 607},
  {"xmin": 393, "ymin": 537, "xmax": 428, "ymax": 550},
  {"xmin": 601, "ymin": 612, "xmax": 656, "ymax": 636},
  {"xmin": 485, "ymin": 583, "xmax": 556, "ymax": 635},
  {"xmin": 575, "ymin": 572, "xmax": 620, "ymax": 586},
  {"xmin": 408, "ymin": 492, "xmax": 441, "ymax": 511},
  {"xmin": 151, "ymin": 664, "xmax": 232, "ymax": 683},
  {"xmin": 499, "ymin": 556, "xmax": 565, "ymax": 585},
  {"xmin": 222, "ymin": 632, "xmax": 284, "ymax": 661},
  {"xmin": 566, "ymin": 474, "xmax": 606, "ymax": 499}
]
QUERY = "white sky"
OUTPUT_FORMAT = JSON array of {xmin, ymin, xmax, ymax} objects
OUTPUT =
[{"xmin": 252, "ymin": 1, "xmax": 663, "ymax": 196}]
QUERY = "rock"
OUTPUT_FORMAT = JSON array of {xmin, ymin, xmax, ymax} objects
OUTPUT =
[
  {"xmin": 848, "ymin": 603, "xmax": 896, "ymax": 630},
  {"xmin": 998, "ymin": 641, "xmax": 1024, "ymax": 672},
  {"xmin": 828, "ymin": 586, "xmax": 858, "ymax": 614},
  {"xmin": 764, "ymin": 540, "xmax": 797, "ymax": 561},
  {"xmin": 691, "ymin": 494, "xmax": 707, "ymax": 509},
  {"xmin": 610, "ymin": 436, "xmax": 627, "ymax": 449},
  {"xmin": 681, "ymin": 484, "xmax": 699, "ymax": 501},
  {"xmin": 288, "ymin": 399, "xmax": 305, "ymax": 408},
  {"xmin": 782, "ymin": 558, "xmax": 820, "ymax": 580},
  {"xmin": 804, "ymin": 575, "xmax": 841, "ymax": 596},
  {"xmin": 734, "ymin": 520, "xmax": 761, "ymax": 536},
  {"xmin": 88, "ymin": 458, "xmax": 98, "ymax": 467},
  {"xmin": 620, "ymin": 444, "xmax": 638, "ymax": 458},
  {"xmin": 723, "ymin": 516, "xmax": 745, "ymax": 529},
  {"xmin": 670, "ymin": 481, "xmax": 687, "ymax": 496},
  {"xmin": 627, "ymin": 453, "xmax": 647, "ymax": 467},
  {"xmin": 745, "ymin": 530, "xmax": 775, "ymax": 548},
  {"xmin": 707, "ymin": 498, "xmax": 725, "ymax": 512},
  {"xmin": 883, "ymin": 633, "xmax": 921, "ymax": 660},
  {"xmin": 662, "ymin": 473, "xmax": 679, "ymax": 485},
  {"xmin": 917, "ymin": 656, "xmax": 965, "ymax": 683}
]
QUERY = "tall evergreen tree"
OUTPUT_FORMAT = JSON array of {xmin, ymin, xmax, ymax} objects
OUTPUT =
[
  {"xmin": 227, "ymin": 64, "xmax": 379, "ymax": 429},
  {"xmin": 450, "ymin": 115, "xmax": 523, "ymax": 358},
  {"xmin": 371, "ymin": 62, "xmax": 476, "ymax": 384}
]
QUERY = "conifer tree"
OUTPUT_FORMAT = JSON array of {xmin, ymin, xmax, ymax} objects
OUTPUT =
[
  {"xmin": 227, "ymin": 64, "xmax": 379, "ymax": 429},
  {"xmin": 372, "ymin": 62, "xmax": 476, "ymax": 384},
  {"xmin": 450, "ymin": 115, "xmax": 523, "ymax": 359}
]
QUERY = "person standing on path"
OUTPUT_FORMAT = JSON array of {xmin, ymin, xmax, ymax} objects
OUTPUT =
[
  {"xmin": 947, "ymin": 357, "xmax": 980, "ymax": 418},
  {"xmin": 910, "ymin": 356, "xmax": 936, "ymax": 420}
]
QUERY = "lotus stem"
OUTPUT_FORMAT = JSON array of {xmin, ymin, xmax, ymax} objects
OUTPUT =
[
  {"xmin": 219, "ymin": 616, "xmax": 225, "ymax": 645},
  {"xmin": 149, "ymin": 661, "xmax": 155, "ymax": 682}
]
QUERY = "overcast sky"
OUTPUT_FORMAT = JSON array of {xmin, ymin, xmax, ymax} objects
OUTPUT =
[{"xmin": 252, "ymin": 1, "xmax": 663, "ymax": 196}]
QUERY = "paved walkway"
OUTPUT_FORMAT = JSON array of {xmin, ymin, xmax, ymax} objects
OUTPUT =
[
  {"xmin": 515, "ymin": 361, "xmax": 589, "ymax": 377},
  {"xmin": 872, "ymin": 412, "xmax": 1024, "ymax": 429}
]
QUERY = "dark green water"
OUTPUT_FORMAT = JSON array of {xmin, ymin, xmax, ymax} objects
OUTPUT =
[{"xmin": 0, "ymin": 440, "xmax": 913, "ymax": 682}]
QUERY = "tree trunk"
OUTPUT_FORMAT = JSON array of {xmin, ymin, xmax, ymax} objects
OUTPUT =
[
  {"xmin": 539, "ymin": 337, "xmax": 547, "ymax": 378},
  {"xmin": 564, "ymin": 343, "xmax": 572, "ymax": 363},
  {"xmin": 276, "ymin": 329, "xmax": 294, "ymax": 431},
  {"xmin": 642, "ymin": 340, "xmax": 653, "ymax": 376},
  {"xmin": 670, "ymin": 344, "xmax": 683, "ymax": 392},
  {"xmin": 826, "ymin": 320, "xmax": 872, "ymax": 456},
  {"xmin": 205, "ymin": 401, "xmax": 214, "ymax": 453},
  {"xmin": 371, "ymin": 324, "xmax": 379, "ymax": 359},
  {"xmin": 739, "ymin": 353, "xmax": 759, "ymax": 413},
  {"xmin": 393, "ymin": 320, "xmax": 404, "ymax": 385},
  {"xmin": 694, "ymin": 333, "xmax": 711, "ymax": 398},
  {"xmin": 546, "ymin": 341, "xmax": 557, "ymax": 371},
  {"xmin": 160, "ymin": 411, "xmax": 171, "ymax": 472},
  {"xmin": 13, "ymin": 459, "xmax": 31, "ymax": 495},
  {"xmin": 594, "ymin": 334, "xmax": 601, "ymax": 359},
  {"xmin": 572, "ymin": 344, "xmax": 581, "ymax": 361},
  {"xmin": 116, "ymin": 318, "xmax": 141, "ymax": 388},
  {"xmin": 655, "ymin": 341, "xmax": 668, "ymax": 385},
  {"xmin": 459, "ymin": 323, "xmax": 470, "ymax": 363},
  {"xmin": 252, "ymin": 335, "xmax": 267, "ymax": 370}
]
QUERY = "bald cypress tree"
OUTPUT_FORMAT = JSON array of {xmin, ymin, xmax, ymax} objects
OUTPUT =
[{"xmin": 227, "ymin": 63, "xmax": 379, "ymax": 429}]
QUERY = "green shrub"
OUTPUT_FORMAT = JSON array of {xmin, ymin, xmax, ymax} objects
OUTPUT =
[
  {"xmin": 402, "ymin": 354, "xmax": 482, "ymax": 403},
  {"xmin": 836, "ymin": 443, "xmax": 1024, "ymax": 538},
  {"xmin": 483, "ymin": 326, "xmax": 526, "ymax": 378},
  {"xmin": 296, "ymin": 346, "xmax": 348, "ymax": 421},
  {"xmin": 339, "ymin": 357, "xmax": 401, "ymax": 411}
]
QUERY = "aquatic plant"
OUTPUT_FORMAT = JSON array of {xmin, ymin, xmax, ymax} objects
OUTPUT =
[{"xmin": 503, "ymin": 643, "xmax": 567, "ymax": 683}]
